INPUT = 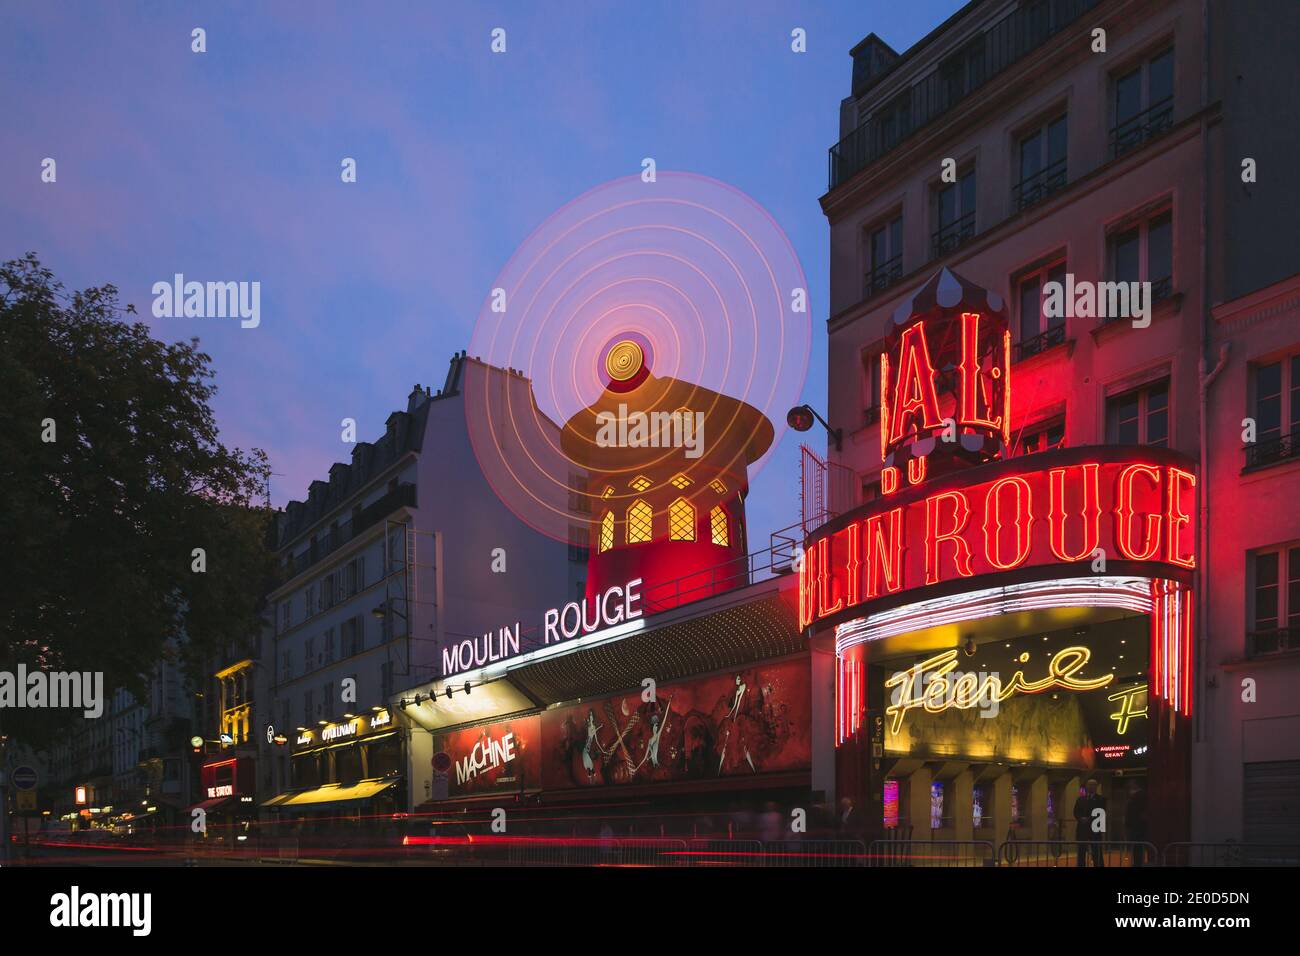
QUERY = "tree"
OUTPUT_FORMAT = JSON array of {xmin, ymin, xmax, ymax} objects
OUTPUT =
[{"xmin": 0, "ymin": 253, "xmax": 274, "ymax": 747}]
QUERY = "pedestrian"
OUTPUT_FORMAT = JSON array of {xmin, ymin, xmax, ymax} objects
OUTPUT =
[{"xmin": 1073, "ymin": 778, "xmax": 1106, "ymax": 867}]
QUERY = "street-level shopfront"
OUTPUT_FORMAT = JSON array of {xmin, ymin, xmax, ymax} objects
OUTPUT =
[
  {"xmin": 190, "ymin": 756, "xmax": 257, "ymax": 843},
  {"xmin": 263, "ymin": 709, "xmax": 403, "ymax": 822},
  {"xmin": 800, "ymin": 270, "xmax": 1196, "ymax": 849},
  {"xmin": 394, "ymin": 577, "xmax": 811, "ymax": 834}
]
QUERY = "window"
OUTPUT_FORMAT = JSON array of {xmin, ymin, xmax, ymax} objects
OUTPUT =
[
  {"xmin": 600, "ymin": 485, "xmax": 615, "ymax": 499},
  {"xmin": 710, "ymin": 506, "xmax": 730, "ymax": 547},
  {"xmin": 1107, "ymin": 209, "xmax": 1173, "ymax": 308},
  {"xmin": 939, "ymin": 35, "xmax": 985, "ymax": 106},
  {"xmin": 865, "ymin": 214, "xmax": 904, "ymax": 296},
  {"xmin": 324, "ymin": 627, "xmax": 335, "ymax": 664},
  {"xmin": 627, "ymin": 500, "xmax": 653, "ymax": 544},
  {"xmin": 1017, "ymin": 418, "xmax": 1065, "ymax": 456},
  {"xmin": 598, "ymin": 511, "xmax": 615, "ymax": 552},
  {"xmin": 568, "ymin": 526, "xmax": 590, "ymax": 563},
  {"xmin": 279, "ymin": 601, "xmax": 291, "ymax": 633},
  {"xmin": 568, "ymin": 473, "xmax": 591, "ymax": 514},
  {"xmin": 1112, "ymin": 48, "xmax": 1174, "ymax": 156},
  {"xmin": 629, "ymin": 475, "xmax": 652, "ymax": 492},
  {"xmin": 305, "ymin": 637, "xmax": 316, "ymax": 671},
  {"xmin": 281, "ymin": 649, "xmax": 292, "ymax": 681},
  {"xmin": 1014, "ymin": 259, "xmax": 1068, "ymax": 358},
  {"xmin": 932, "ymin": 168, "xmax": 976, "ymax": 258},
  {"xmin": 304, "ymin": 583, "xmax": 316, "ymax": 619},
  {"xmin": 322, "ymin": 682, "xmax": 334, "ymax": 720},
  {"xmin": 342, "ymin": 616, "xmax": 363, "ymax": 657},
  {"xmin": 669, "ymin": 473, "xmax": 693, "ymax": 490},
  {"xmin": 303, "ymin": 689, "xmax": 314, "ymax": 725},
  {"xmin": 1250, "ymin": 547, "xmax": 1300, "ymax": 655},
  {"xmin": 861, "ymin": 479, "xmax": 881, "ymax": 504},
  {"xmin": 863, "ymin": 351, "xmax": 884, "ymax": 424},
  {"xmin": 1247, "ymin": 356, "xmax": 1300, "ymax": 468},
  {"xmin": 710, "ymin": 479, "xmax": 728, "ymax": 495},
  {"xmin": 1107, "ymin": 379, "xmax": 1169, "ymax": 447},
  {"xmin": 876, "ymin": 89, "xmax": 913, "ymax": 150},
  {"xmin": 1014, "ymin": 114, "xmax": 1067, "ymax": 210},
  {"xmin": 668, "ymin": 498, "xmax": 696, "ymax": 541}
]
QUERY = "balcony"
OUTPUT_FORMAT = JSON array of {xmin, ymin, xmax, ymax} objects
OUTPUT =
[
  {"xmin": 1013, "ymin": 157, "xmax": 1067, "ymax": 212},
  {"xmin": 1110, "ymin": 97, "xmax": 1174, "ymax": 158},
  {"xmin": 864, "ymin": 255, "xmax": 903, "ymax": 298},
  {"xmin": 1245, "ymin": 428, "xmax": 1300, "ymax": 471},
  {"xmin": 931, "ymin": 211, "xmax": 975, "ymax": 260},
  {"xmin": 1014, "ymin": 324, "xmax": 1066, "ymax": 362},
  {"xmin": 281, "ymin": 482, "xmax": 417, "ymax": 581},
  {"xmin": 828, "ymin": 0, "xmax": 1101, "ymax": 190},
  {"xmin": 1247, "ymin": 627, "xmax": 1300, "ymax": 657}
]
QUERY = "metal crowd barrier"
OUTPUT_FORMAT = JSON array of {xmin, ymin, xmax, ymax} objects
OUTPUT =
[
  {"xmin": 684, "ymin": 838, "xmax": 766, "ymax": 866},
  {"xmin": 616, "ymin": 838, "xmax": 690, "ymax": 867},
  {"xmin": 867, "ymin": 839, "xmax": 996, "ymax": 867},
  {"xmin": 761, "ymin": 839, "xmax": 868, "ymax": 867},
  {"xmin": 1162, "ymin": 842, "xmax": 1300, "ymax": 867},
  {"xmin": 998, "ymin": 840, "xmax": 1157, "ymax": 867}
]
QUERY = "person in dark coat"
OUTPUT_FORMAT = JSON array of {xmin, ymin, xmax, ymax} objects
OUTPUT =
[{"xmin": 1073, "ymin": 778, "xmax": 1106, "ymax": 867}]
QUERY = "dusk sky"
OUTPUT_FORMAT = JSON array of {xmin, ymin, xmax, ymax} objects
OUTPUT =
[{"xmin": 1, "ymin": 1, "xmax": 959, "ymax": 549}]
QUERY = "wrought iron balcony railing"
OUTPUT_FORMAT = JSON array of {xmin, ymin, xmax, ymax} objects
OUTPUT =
[
  {"xmin": 828, "ymin": 0, "xmax": 1101, "ymax": 190},
  {"xmin": 931, "ymin": 211, "xmax": 976, "ymax": 260},
  {"xmin": 1014, "ymin": 324, "xmax": 1066, "ymax": 362},
  {"xmin": 1110, "ymin": 97, "xmax": 1174, "ymax": 158},
  {"xmin": 864, "ymin": 255, "xmax": 904, "ymax": 298},
  {"xmin": 1013, "ymin": 157, "xmax": 1067, "ymax": 211},
  {"xmin": 1245, "ymin": 428, "xmax": 1300, "ymax": 470}
]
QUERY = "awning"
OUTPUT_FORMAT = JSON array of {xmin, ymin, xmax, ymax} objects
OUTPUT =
[
  {"xmin": 190, "ymin": 796, "xmax": 233, "ymax": 814},
  {"xmin": 262, "ymin": 778, "xmax": 398, "ymax": 809}
]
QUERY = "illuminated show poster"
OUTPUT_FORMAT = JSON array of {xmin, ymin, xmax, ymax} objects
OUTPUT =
[
  {"xmin": 433, "ymin": 715, "xmax": 542, "ymax": 796},
  {"xmin": 541, "ymin": 659, "xmax": 810, "ymax": 789}
]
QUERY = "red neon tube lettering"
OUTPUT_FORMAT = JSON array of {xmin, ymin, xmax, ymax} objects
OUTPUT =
[
  {"xmin": 888, "ymin": 323, "xmax": 943, "ymax": 446},
  {"xmin": 958, "ymin": 312, "xmax": 1004, "ymax": 434},
  {"xmin": 1114, "ymin": 463, "xmax": 1163, "ymax": 561},
  {"xmin": 863, "ymin": 507, "xmax": 905, "ymax": 598},
  {"xmin": 925, "ymin": 490, "xmax": 973, "ymax": 584},
  {"xmin": 982, "ymin": 475, "xmax": 1033, "ymax": 570},
  {"xmin": 1166, "ymin": 466, "xmax": 1196, "ymax": 568},
  {"xmin": 1048, "ymin": 463, "xmax": 1101, "ymax": 562},
  {"xmin": 816, "ymin": 537, "xmax": 843, "ymax": 618}
]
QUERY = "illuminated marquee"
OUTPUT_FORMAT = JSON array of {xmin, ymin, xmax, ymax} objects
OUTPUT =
[
  {"xmin": 883, "ymin": 645, "xmax": 1114, "ymax": 734},
  {"xmin": 800, "ymin": 450, "xmax": 1196, "ymax": 630}
]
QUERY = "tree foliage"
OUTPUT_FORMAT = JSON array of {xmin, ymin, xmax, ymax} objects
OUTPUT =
[{"xmin": 0, "ymin": 253, "xmax": 273, "ymax": 746}]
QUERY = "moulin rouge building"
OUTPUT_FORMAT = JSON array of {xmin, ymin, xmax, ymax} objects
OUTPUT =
[
  {"xmin": 802, "ymin": 268, "xmax": 1196, "ymax": 848},
  {"xmin": 817, "ymin": 0, "xmax": 1300, "ymax": 852}
]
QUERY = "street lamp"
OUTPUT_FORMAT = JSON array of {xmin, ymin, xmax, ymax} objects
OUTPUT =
[{"xmin": 786, "ymin": 404, "xmax": 843, "ymax": 451}]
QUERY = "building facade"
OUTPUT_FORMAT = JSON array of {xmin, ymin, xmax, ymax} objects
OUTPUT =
[
  {"xmin": 817, "ymin": 0, "xmax": 1300, "ymax": 852},
  {"xmin": 263, "ymin": 353, "xmax": 582, "ymax": 820}
]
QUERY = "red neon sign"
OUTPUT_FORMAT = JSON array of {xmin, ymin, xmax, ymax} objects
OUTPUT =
[{"xmin": 800, "ymin": 451, "xmax": 1197, "ymax": 629}]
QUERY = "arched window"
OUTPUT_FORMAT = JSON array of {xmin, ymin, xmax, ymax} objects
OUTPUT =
[
  {"xmin": 598, "ymin": 511, "xmax": 615, "ymax": 552},
  {"xmin": 627, "ymin": 500, "xmax": 653, "ymax": 544},
  {"xmin": 710, "ymin": 505, "xmax": 730, "ymax": 546},
  {"xmin": 668, "ymin": 498, "xmax": 696, "ymax": 541}
]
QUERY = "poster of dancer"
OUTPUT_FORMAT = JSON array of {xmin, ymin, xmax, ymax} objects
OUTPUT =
[{"xmin": 541, "ymin": 659, "xmax": 810, "ymax": 789}]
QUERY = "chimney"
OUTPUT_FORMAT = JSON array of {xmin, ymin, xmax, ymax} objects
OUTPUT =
[
  {"xmin": 408, "ymin": 383, "xmax": 427, "ymax": 413},
  {"xmin": 850, "ymin": 34, "xmax": 900, "ymax": 97}
]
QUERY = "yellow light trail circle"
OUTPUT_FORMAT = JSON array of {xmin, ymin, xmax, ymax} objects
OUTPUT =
[{"xmin": 604, "ymin": 338, "xmax": 645, "ymax": 382}]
